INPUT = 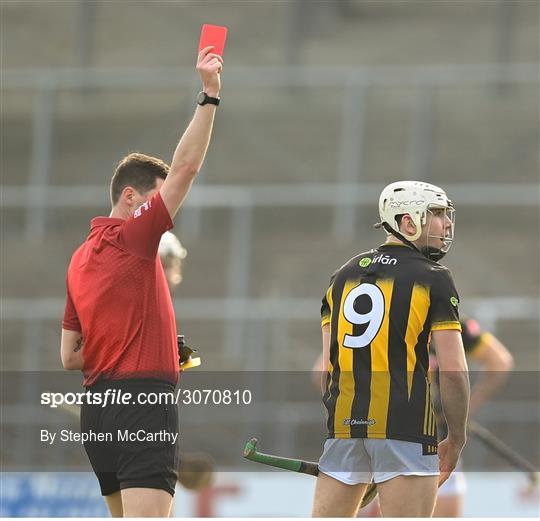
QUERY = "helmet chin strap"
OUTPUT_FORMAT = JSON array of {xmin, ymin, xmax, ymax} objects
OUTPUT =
[
  {"xmin": 419, "ymin": 246, "xmax": 447, "ymax": 262},
  {"xmin": 381, "ymin": 223, "xmax": 446, "ymax": 261}
]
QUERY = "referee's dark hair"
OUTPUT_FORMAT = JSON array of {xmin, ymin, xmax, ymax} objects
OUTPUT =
[{"xmin": 110, "ymin": 152, "xmax": 169, "ymax": 205}]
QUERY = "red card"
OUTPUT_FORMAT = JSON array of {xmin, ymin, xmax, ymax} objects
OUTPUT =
[{"xmin": 198, "ymin": 24, "xmax": 228, "ymax": 57}]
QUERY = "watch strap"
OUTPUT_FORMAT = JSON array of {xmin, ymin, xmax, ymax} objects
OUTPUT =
[{"xmin": 197, "ymin": 91, "xmax": 220, "ymax": 106}]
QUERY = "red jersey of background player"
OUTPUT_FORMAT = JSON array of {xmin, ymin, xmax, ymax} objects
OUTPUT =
[{"xmin": 62, "ymin": 192, "xmax": 178, "ymax": 386}]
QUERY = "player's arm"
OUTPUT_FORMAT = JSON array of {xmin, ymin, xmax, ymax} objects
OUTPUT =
[
  {"xmin": 314, "ymin": 281, "xmax": 333, "ymax": 394},
  {"xmin": 61, "ymin": 329, "xmax": 84, "ymax": 370},
  {"xmin": 160, "ymin": 46, "xmax": 223, "ymax": 219},
  {"xmin": 430, "ymin": 270, "xmax": 469, "ymax": 441},
  {"xmin": 468, "ymin": 334, "xmax": 513, "ymax": 418},
  {"xmin": 318, "ymin": 325, "xmax": 331, "ymax": 395},
  {"xmin": 310, "ymin": 328, "xmax": 330, "ymax": 394},
  {"xmin": 432, "ymin": 329, "xmax": 470, "ymax": 483},
  {"xmin": 433, "ymin": 329, "xmax": 469, "ymax": 441}
]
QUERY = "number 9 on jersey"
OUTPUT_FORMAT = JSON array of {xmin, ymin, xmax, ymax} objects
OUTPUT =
[{"xmin": 343, "ymin": 283, "xmax": 385, "ymax": 349}]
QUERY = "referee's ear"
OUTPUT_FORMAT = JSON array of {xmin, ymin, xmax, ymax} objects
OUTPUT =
[{"xmin": 119, "ymin": 186, "xmax": 136, "ymax": 208}]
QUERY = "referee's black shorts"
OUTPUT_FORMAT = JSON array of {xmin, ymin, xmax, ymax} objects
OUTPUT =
[{"xmin": 80, "ymin": 378, "xmax": 179, "ymax": 497}]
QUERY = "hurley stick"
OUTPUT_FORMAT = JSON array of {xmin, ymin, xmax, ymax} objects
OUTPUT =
[{"xmin": 243, "ymin": 437, "xmax": 378, "ymax": 508}]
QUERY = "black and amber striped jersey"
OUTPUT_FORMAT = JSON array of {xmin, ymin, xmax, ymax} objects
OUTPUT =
[{"xmin": 320, "ymin": 243, "xmax": 461, "ymax": 446}]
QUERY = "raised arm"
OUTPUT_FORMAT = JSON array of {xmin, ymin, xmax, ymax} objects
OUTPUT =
[{"xmin": 160, "ymin": 46, "xmax": 223, "ymax": 218}]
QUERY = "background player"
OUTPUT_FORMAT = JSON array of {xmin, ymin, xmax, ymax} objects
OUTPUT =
[
  {"xmin": 159, "ymin": 230, "xmax": 188, "ymax": 292},
  {"xmin": 60, "ymin": 46, "xmax": 223, "ymax": 517},
  {"xmin": 312, "ymin": 181, "xmax": 470, "ymax": 517}
]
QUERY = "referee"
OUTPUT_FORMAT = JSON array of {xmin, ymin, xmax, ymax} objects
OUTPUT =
[{"xmin": 60, "ymin": 46, "xmax": 222, "ymax": 517}]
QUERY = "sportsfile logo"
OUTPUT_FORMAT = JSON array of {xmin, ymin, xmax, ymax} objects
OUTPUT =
[{"xmin": 359, "ymin": 255, "xmax": 397, "ymax": 267}]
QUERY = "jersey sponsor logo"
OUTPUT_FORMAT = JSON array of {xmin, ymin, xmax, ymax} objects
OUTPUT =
[
  {"xmin": 359, "ymin": 255, "xmax": 397, "ymax": 268},
  {"xmin": 450, "ymin": 296, "xmax": 459, "ymax": 307},
  {"xmin": 343, "ymin": 418, "xmax": 376, "ymax": 426},
  {"xmin": 134, "ymin": 200, "xmax": 152, "ymax": 219},
  {"xmin": 373, "ymin": 254, "xmax": 397, "ymax": 265}
]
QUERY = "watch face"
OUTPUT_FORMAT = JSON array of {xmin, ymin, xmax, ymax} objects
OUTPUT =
[{"xmin": 197, "ymin": 92, "xmax": 206, "ymax": 105}]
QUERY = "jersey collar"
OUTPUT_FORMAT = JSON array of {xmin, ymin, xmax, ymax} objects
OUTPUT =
[
  {"xmin": 91, "ymin": 216, "xmax": 124, "ymax": 229},
  {"xmin": 379, "ymin": 242, "xmax": 415, "ymax": 251}
]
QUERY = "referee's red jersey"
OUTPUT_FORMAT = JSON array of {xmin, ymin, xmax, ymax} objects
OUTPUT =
[{"xmin": 62, "ymin": 192, "xmax": 179, "ymax": 386}]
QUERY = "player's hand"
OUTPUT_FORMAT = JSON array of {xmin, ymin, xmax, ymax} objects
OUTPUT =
[
  {"xmin": 197, "ymin": 46, "xmax": 223, "ymax": 98},
  {"xmin": 438, "ymin": 436, "xmax": 465, "ymax": 486}
]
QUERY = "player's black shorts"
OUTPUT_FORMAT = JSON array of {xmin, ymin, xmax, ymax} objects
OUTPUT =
[{"xmin": 80, "ymin": 378, "xmax": 179, "ymax": 497}]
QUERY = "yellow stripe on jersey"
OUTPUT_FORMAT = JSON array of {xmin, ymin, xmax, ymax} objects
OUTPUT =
[
  {"xmin": 432, "ymin": 404, "xmax": 436, "ymax": 436},
  {"xmin": 432, "ymin": 321, "xmax": 462, "ymax": 332},
  {"xmin": 404, "ymin": 284, "xmax": 430, "ymax": 400},
  {"xmin": 333, "ymin": 280, "xmax": 357, "ymax": 437},
  {"xmin": 428, "ymin": 400, "xmax": 435, "ymax": 436},
  {"xmin": 367, "ymin": 279, "xmax": 394, "ymax": 438}
]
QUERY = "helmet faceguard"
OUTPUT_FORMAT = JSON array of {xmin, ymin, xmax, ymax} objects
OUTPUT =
[
  {"xmin": 419, "ymin": 204, "xmax": 455, "ymax": 261},
  {"xmin": 375, "ymin": 181, "xmax": 455, "ymax": 260}
]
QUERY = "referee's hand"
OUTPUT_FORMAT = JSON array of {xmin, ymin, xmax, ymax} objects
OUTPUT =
[
  {"xmin": 438, "ymin": 436, "xmax": 465, "ymax": 486},
  {"xmin": 197, "ymin": 46, "xmax": 223, "ymax": 97}
]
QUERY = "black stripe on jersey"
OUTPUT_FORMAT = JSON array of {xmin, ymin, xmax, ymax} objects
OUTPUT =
[
  {"xmin": 386, "ymin": 276, "xmax": 414, "ymax": 438},
  {"xmin": 412, "ymin": 321, "xmax": 435, "ymax": 441},
  {"xmin": 325, "ymin": 275, "xmax": 347, "ymax": 437},
  {"xmin": 349, "ymin": 339, "xmax": 372, "ymax": 438},
  {"xmin": 416, "ymin": 318, "xmax": 431, "ymax": 374}
]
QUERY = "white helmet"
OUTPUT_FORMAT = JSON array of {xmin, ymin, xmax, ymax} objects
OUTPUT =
[
  {"xmin": 159, "ymin": 231, "xmax": 187, "ymax": 260},
  {"xmin": 376, "ymin": 181, "xmax": 455, "ymax": 255}
]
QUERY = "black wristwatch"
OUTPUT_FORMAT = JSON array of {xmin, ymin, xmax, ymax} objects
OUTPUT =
[{"xmin": 197, "ymin": 91, "xmax": 220, "ymax": 106}]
